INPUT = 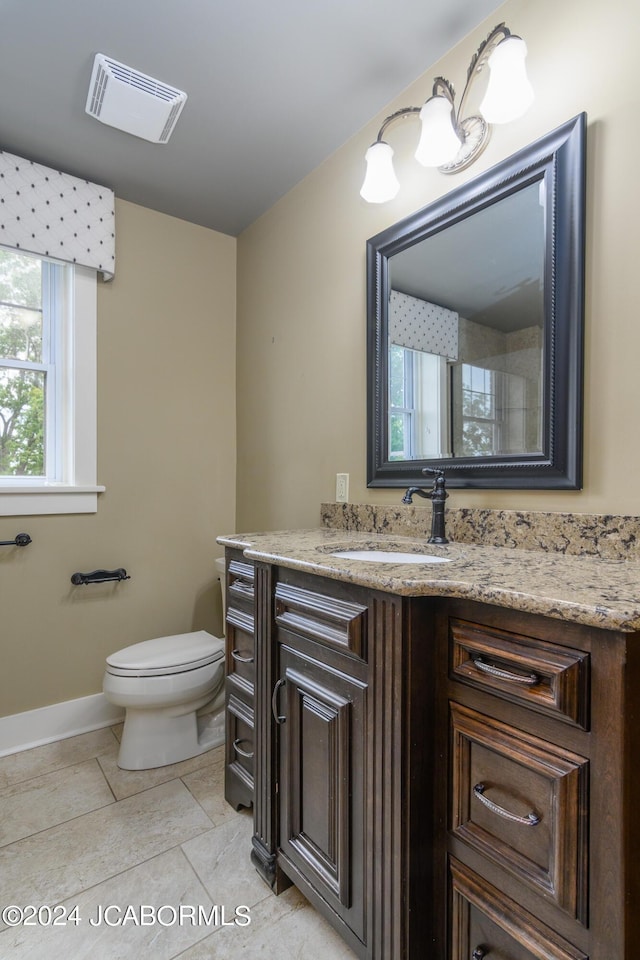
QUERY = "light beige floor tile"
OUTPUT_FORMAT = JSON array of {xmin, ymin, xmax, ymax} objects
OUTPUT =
[
  {"xmin": 0, "ymin": 779, "xmax": 213, "ymax": 917},
  {"xmin": 1, "ymin": 846, "xmax": 219, "ymax": 960},
  {"xmin": 175, "ymin": 884, "xmax": 358, "ymax": 959},
  {"xmin": 0, "ymin": 727, "xmax": 118, "ymax": 790},
  {"xmin": 181, "ymin": 751, "xmax": 242, "ymax": 827},
  {"xmin": 97, "ymin": 742, "xmax": 223, "ymax": 800},
  {"xmin": 0, "ymin": 758, "xmax": 114, "ymax": 847},
  {"xmin": 181, "ymin": 811, "xmax": 272, "ymax": 910},
  {"xmin": 110, "ymin": 722, "xmax": 124, "ymax": 742}
]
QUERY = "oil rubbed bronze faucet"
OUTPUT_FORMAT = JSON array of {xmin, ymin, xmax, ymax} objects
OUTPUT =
[{"xmin": 402, "ymin": 468, "xmax": 449, "ymax": 544}]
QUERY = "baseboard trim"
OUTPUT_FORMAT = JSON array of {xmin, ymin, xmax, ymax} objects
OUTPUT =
[{"xmin": 0, "ymin": 693, "xmax": 125, "ymax": 758}]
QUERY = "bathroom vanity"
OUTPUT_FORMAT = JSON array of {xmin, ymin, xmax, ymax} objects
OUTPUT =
[{"xmin": 219, "ymin": 523, "xmax": 640, "ymax": 960}]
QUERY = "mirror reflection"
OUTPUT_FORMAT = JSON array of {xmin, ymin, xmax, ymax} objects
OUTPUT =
[
  {"xmin": 387, "ymin": 181, "xmax": 545, "ymax": 462},
  {"xmin": 367, "ymin": 114, "xmax": 586, "ymax": 489}
]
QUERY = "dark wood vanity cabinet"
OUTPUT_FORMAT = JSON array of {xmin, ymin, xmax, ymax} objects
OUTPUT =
[
  {"xmin": 434, "ymin": 599, "xmax": 640, "ymax": 960},
  {"xmin": 250, "ymin": 563, "xmax": 435, "ymax": 959},
  {"xmin": 231, "ymin": 555, "xmax": 640, "ymax": 960},
  {"xmin": 223, "ymin": 549, "xmax": 256, "ymax": 810}
]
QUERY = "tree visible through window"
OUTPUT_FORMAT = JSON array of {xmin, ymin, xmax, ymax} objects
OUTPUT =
[
  {"xmin": 0, "ymin": 248, "xmax": 50, "ymax": 477},
  {"xmin": 460, "ymin": 363, "xmax": 500, "ymax": 456},
  {"xmin": 389, "ymin": 343, "xmax": 415, "ymax": 460}
]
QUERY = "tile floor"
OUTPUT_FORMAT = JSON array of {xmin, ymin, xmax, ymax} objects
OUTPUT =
[{"xmin": 0, "ymin": 725, "xmax": 357, "ymax": 959}]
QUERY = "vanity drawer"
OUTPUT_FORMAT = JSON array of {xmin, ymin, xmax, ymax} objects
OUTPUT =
[
  {"xmin": 225, "ymin": 688, "xmax": 255, "ymax": 795},
  {"xmin": 225, "ymin": 610, "xmax": 255, "ymax": 692},
  {"xmin": 274, "ymin": 581, "xmax": 368, "ymax": 660},
  {"xmin": 449, "ymin": 618, "xmax": 590, "ymax": 728},
  {"xmin": 225, "ymin": 558, "xmax": 256, "ymax": 693},
  {"xmin": 450, "ymin": 857, "xmax": 588, "ymax": 960},
  {"xmin": 227, "ymin": 559, "xmax": 255, "ymax": 608},
  {"xmin": 450, "ymin": 702, "xmax": 589, "ymax": 921}
]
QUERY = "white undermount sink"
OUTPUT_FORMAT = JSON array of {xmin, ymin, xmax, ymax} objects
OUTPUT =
[{"xmin": 330, "ymin": 549, "xmax": 452, "ymax": 564}]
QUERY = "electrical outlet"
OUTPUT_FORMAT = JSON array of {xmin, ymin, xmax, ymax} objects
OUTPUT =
[{"xmin": 336, "ymin": 473, "xmax": 349, "ymax": 503}]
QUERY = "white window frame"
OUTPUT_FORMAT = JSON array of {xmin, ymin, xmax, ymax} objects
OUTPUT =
[
  {"xmin": 389, "ymin": 343, "xmax": 416, "ymax": 460},
  {"xmin": 0, "ymin": 261, "xmax": 104, "ymax": 515}
]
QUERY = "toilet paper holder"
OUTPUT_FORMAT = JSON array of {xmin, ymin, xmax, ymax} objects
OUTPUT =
[{"xmin": 71, "ymin": 568, "xmax": 130, "ymax": 585}]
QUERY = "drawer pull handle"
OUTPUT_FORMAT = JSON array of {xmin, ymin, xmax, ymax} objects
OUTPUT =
[
  {"xmin": 232, "ymin": 738, "xmax": 254, "ymax": 759},
  {"xmin": 230, "ymin": 579, "xmax": 254, "ymax": 596},
  {"xmin": 472, "ymin": 657, "xmax": 539, "ymax": 686},
  {"xmin": 473, "ymin": 783, "xmax": 540, "ymax": 826},
  {"xmin": 472, "ymin": 949, "xmax": 488, "ymax": 960},
  {"xmin": 231, "ymin": 648, "xmax": 254, "ymax": 664},
  {"xmin": 272, "ymin": 678, "xmax": 287, "ymax": 725}
]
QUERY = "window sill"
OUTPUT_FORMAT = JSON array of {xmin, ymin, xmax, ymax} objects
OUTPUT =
[{"xmin": 0, "ymin": 484, "xmax": 105, "ymax": 516}]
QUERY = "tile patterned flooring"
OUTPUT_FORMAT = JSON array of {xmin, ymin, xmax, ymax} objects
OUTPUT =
[{"xmin": 0, "ymin": 725, "xmax": 357, "ymax": 958}]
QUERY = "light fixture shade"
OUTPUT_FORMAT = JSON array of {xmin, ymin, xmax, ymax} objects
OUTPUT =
[
  {"xmin": 360, "ymin": 141, "xmax": 400, "ymax": 203},
  {"xmin": 479, "ymin": 36, "xmax": 534, "ymax": 124},
  {"xmin": 414, "ymin": 96, "xmax": 462, "ymax": 168}
]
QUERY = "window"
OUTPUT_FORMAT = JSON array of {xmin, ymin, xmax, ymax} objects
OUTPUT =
[
  {"xmin": 389, "ymin": 343, "xmax": 450, "ymax": 460},
  {"xmin": 0, "ymin": 246, "xmax": 102, "ymax": 515},
  {"xmin": 459, "ymin": 363, "xmax": 501, "ymax": 456},
  {"xmin": 389, "ymin": 343, "xmax": 416, "ymax": 460}
]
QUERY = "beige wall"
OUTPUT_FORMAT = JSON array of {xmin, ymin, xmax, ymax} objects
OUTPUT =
[
  {"xmin": 0, "ymin": 200, "xmax": 236, "ymax": 717},
  {"xmin": 3, "ymin": 0, "xmax": 637, "ymax": 720},
  {"xmin": 236, "ymin": 0, "xmax": 640, "ymax": 531}
]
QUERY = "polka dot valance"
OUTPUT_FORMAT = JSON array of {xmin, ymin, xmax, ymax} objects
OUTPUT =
[
  {"xmin": 390, "ymin": 290, "xmax": 458, "ymax": 360},
  {"xmin": 0, "ymin": 150, "xmax": 115, "ymax": 279}
]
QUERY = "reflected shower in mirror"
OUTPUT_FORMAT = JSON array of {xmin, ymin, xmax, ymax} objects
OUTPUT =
[{"xmin": 367, "ymin": 114, "xmax": 586, "ymax": 489}]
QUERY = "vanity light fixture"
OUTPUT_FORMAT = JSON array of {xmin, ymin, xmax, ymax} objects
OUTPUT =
[{"xmin": 360, "ymin": 23, "xmax": 533, "ymax": 203}]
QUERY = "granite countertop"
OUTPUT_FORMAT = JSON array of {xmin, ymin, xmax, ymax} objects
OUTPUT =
[{"xmin": 217, "ymin": 527, "xmax": 640, "ymax": 633}]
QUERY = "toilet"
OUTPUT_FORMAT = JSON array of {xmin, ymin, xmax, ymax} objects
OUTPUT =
[{"xmin": 103, "ymin": 559, "xmax": 227, "ymax": 771}]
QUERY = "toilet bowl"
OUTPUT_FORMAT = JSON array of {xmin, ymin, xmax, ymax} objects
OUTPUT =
[
  {"xmin": 103, "ymin": 558, "xmax": 228, "ymax": 770},
  {"xmin": 103, "ymin": 629, "xmax": 226, "ymax": 770}
]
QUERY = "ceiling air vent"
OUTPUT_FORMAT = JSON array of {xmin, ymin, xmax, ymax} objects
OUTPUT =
[{"xmin": 85, "ymin": 54, "xmax": 187, "ymax": 144}]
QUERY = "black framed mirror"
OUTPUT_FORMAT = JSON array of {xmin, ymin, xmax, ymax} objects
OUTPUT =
[{"xmin": 367, "ymin": 113, "xmax": 586, "ymax": 489}]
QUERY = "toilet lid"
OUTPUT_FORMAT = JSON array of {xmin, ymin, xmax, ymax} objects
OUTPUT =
[{"xmin": 106, "ymin": 630, "xmax": 225, "ymax": 676}]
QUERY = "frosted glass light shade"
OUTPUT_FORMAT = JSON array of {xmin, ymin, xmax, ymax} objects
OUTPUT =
[
  {"xmin": 479, "ymin": 36, "xmax": 534, "ymax": 124},
  {"xmin": 415, "ymin": 96, "xmax": 462, "ymax": 167},
  {"xmin": 360, "ymin": 141, "xmax": 400, "ymax": 203}
]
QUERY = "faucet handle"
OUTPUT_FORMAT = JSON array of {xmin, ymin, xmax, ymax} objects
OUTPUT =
[{"xmin": 422, "ymin": 467, "xmax": 448, "ymax": 502}]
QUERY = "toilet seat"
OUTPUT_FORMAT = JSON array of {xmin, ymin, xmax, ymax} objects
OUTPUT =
[{"xmin": 105, "ymin": 630, "xmax": 224, "ymax": 678}]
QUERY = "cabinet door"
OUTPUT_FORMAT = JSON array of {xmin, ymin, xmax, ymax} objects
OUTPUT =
[{"xmin": 277, "ymin": 643, "xmax": 367, "ymax": 944}]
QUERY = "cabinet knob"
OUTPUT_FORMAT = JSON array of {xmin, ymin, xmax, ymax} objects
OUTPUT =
[{"xmin": 472, "ymin": 948, "xmax": 488, "ymax": 960}]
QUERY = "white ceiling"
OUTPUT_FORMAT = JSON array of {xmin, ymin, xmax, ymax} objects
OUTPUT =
[{"xmin": 0, "ymin": 0, "xmax": 505, "ymax": 236}]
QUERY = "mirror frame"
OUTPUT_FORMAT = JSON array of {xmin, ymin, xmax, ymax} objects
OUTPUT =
[{"xmin": 366, "ymin": 113, "xmax": 586, "ymax": 489}]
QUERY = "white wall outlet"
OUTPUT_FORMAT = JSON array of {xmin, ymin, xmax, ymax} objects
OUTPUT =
[{"xmin": 336, "ymin": 473, "xmax": 349, "ymax": 503}]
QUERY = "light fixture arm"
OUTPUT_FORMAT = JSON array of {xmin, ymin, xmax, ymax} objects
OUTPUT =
[
  {"xmin": 373, "ymin": 106, "xmax": 422, "ymax": 144},
  {"xmin": 431, "ymin": 76, "xmax": 455, "ymax": 107}
]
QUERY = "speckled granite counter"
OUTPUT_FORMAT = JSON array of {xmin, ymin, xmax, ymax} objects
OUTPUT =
[
  {"xmin": 217, "ymin": 525, "xmax": 640, "ymax": 633},
  {"xmin": 321, "ymin": 503, "xmax": 640, "ymax": 561}
]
